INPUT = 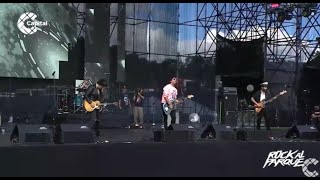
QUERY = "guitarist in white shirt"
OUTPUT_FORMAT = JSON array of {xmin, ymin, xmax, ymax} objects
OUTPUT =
[
  {"xmin": 251, "ymin": 82, "xmax": 272, "ymax": 131},
  {"xmin": 161, "ymin": 77, "xmax": 178, "ymax": 130}
]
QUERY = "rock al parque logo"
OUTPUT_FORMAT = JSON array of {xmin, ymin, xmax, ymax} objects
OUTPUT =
[
  {"xmin": 17, "ymin": 12, "xmax": 48, "ymax": 35},
  {"xmin": 263, "ymin": 150, "xmax": 319, "ymax": 177}
]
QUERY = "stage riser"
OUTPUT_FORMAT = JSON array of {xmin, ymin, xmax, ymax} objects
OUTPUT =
[{"xmin": 0, "ymin": 142, "xmax": 318, "ymax": 177}]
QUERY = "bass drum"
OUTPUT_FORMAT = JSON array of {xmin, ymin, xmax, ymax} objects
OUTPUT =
[{"xmin": 74, "ymin": 95, "xmax": 84, "ymax": 107}]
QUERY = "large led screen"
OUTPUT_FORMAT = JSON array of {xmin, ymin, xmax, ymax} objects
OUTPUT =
[{"xmin": 0, "ymin": 3, "xmax": 77, "ymax": 79}]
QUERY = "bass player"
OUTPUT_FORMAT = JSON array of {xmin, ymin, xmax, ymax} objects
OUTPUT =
[
  {"xmin": 251, "ymin": 82, "xmax": 272, "ymax": 131},
  {"xmin": 161, "ymin": 77, "xmax": 178, "ymax": 130}
]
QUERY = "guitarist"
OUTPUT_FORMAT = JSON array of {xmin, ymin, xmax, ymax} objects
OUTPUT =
[
  {"xmin": 311, "ymin": 105, "xmax": 320, "ymax": 132},
  {"xmin": 84, "ymin": 79, "xmax": 108, "ymax": 137},
  {"xmin": 251, "ymin": 82, "xmax": 272, "ymax": 131},
  {"xmin": 161, "ymin": 77, "xmax": 178, "ymax": 130}
]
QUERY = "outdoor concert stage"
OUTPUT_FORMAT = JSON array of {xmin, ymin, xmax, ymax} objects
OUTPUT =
[{"xmin": 0, "ymin": 125, "xmax": 320, "ymax": 177}]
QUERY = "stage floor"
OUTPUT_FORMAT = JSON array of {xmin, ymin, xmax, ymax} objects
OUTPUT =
[
  {"xmin": 0, "ymin": 125, "xmax": 320, "ymax": 177},
  {"xmin": 0, "ymin": 124, "xmax": 295, "ymax": 145}
]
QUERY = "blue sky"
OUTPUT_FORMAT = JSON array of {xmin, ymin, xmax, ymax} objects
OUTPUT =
[
  {"xmin": 178, "ymin": 3, "xmax": 320, "ymax": 41},
  {"xmin": 177, "ymin": 3, "xmax": 320, "ymax": 61}
]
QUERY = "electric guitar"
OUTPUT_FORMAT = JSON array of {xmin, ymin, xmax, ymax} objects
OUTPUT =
[
  {"xmin": 163, "ymin": 95, "xmax": 194, "ymax": 115},
  {"xmin": 254, "ymin": 90, "xmax": 287, "ymax": 113},
  {"xmin": 84, "ymin": 100, "xmax": 118, "ymax": 112}
]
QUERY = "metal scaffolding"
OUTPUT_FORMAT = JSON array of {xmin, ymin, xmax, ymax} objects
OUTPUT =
[
  {"xmin": 73, "ymin": 3, "xmax": 320, "ymax": 124},
  {"xmin": 70, "ymin": 3, "xmax": 86, "ymax": 38},
  {"xmin": 71, "ymin": 3, "xmax": 320, "ymax": 74},
  {"xmin": 181, "ymin": 3, "xmax": 320, "ymax": 123}
]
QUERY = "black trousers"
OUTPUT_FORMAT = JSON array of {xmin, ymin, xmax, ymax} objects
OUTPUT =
[
  {"xmin": 256, "ymin": 108, "xmax": 271, "ymax": 130},
  {"xmin": 312, "ymin": 118, "xmax": 320, "ymax": 132},
  {"xmin": 90, "ymin": 109, "xmax": 101, "ymax": 136},
  {"xmin": 162, "ymin": 103, "xmax": 176, "ymax": 129}
]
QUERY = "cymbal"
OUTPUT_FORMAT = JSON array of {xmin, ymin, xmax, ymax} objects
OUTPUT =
[{"xmin": 76, "ymin": 88, "xmax": 87, "ymax": 92}]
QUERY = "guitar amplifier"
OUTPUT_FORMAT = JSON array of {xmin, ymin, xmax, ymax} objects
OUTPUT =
[
  {"xmin": 224, "ymin": 111, "xmax": 238, "ymax": 127},
  {"xmin": 224, "ymin": 94, "xmax": 238, "ymax": 111},
  {"xmin": 223, "ymin": 87, "xmax": 238, "ymax": 111},
  {"xmin": 223, "ymin": 87, "xmax": 237, "ymax": 95}
]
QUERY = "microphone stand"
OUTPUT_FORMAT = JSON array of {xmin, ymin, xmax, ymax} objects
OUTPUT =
[
  {"xmin": 52, "ymin": 71, "xmax": 57, "ymax": 113},
  {"xmin": 152, "ymin": 102, "xmax": 155, "ymax": 127},
  {"xmin": 51, "ymin": 71, "xmax": 59, "ymax": 143}
]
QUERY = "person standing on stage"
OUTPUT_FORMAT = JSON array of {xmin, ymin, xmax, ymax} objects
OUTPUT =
[
  {"xmin": 161, "ymin": 77, "xmax": 178, "ymax": 130},
  {"xmin": 251, "ymin": 82, "xmax": 272, "ymax": 131},
  {"xmin": 118, "ymin": 85, "xmax": 132, "ymax": 128},
  {"xmin": 132, "ymin": 88, "xmax": 145, "ymax": 128},
  {"xmin": 84, "ymin": 79, "xmax": 108, "ymax": 137},
  {"xmin": 311, "ymin": 105, "xmax": 320, "ymax": 132}
]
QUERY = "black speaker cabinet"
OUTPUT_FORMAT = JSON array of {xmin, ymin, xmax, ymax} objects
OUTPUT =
[
  {"xmin": 60, "ymin": 124, "xmax": 94, "ymax": 143},
  {"xmin": 224, "ymin": 111, "xmax": 238, "ymax": 127},
  {"xmin": 154, "ymin": 124, "xmax": 195, "ymax": 142},
  {"xmin": 14, "ymin": 124, "xmax": 52, "ymax": 144},
  {"xmin": 286, "ymin": 125, "xmax": 320, "ymax": 140},
  {"xmin": 224, "ymin": 94, "xmax": 238, "ymax": 111},
  {"xmin": 214, "ymin": 124, "xmax": 236, "ymax": 141}
]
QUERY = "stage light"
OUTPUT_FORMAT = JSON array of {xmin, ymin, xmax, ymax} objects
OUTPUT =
[
  {"xmin": 285, "ymin": 5, "xmax": 294, "ymax": 20},
  {"xmin": 302, "ymin": 3, "xmax": 317, "ymax": 17},
  {"xmin": 308, "ymin": 3, "xmax": 317, "ymax": 16},
  {"xmin": 285, "ymin": 13, "xmax": 293, "ymax": 20},
  {"xmin": 277, "ymin": 12, "xmax": 286, "ymax": 22},
  {"xmin": 302, "ymin": 8, "xmax": 311, "ymax": 17},
  {"xmin": 271, "ymin": 3, "xmax": 281, "ymax": 9},
  {"xmin": 269, "ymin": 3, "xmax": 282, "ymax": 14},
  {"xmin": 310, "ymin": 3, "xmax": 318, "ymax": 9}
]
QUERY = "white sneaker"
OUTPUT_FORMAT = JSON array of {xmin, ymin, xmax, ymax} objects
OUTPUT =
[{"xmin": 269, "ymin": 136, "xmax": 276, "ymax": 141}]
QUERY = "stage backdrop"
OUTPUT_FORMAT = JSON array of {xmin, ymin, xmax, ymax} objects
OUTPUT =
[
  {"xmin": 215, "ymin": 34, "xmax": 265, "ymax": 79},
  {"xmin": 0, "ymin": 3, "xmax": 77, "ymax": 79},
  {"xmin": 215, "ymin": 34, "xmax": 265, "ymax": 98}
]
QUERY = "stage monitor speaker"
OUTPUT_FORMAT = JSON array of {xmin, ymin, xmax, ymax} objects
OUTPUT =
[
  {"xmin": 224, "ymin": 111, "xmax": 238, "ymax": 127},
  {"xmin": 214, "ymin": 124, "xmax": 236, "ymax": 141},
  {"xmin": 154, "ymin": 124, "xmax": 195, "ymax": 142},
  {"xmin": 245, "ymin": 130, "xmax": 270, "ymax": 141},
  {"xmin": 200, "ymin": 124, "xmax": 216, "ymax": 139},
  {"xmin": 286, "ymin": 125, "xmax": 320, "ymax": 140},
  {"xmin": 14, "ymin": 124, "xmax": 52, "ymax": 144},
  {"xmin": 60, "ymin": 124, "xmax": 94, "ymax": 144},
  {"xmin": 236, "ymin": 129, "xmax": 247, "ymax": 141},
  {"xmin": 153, "ymin": 130, "xmax": 164, "ymax": 142}
]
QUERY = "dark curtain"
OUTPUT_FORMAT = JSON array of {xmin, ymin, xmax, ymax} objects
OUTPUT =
[{"xmin": 215, "ymin": 34, "xmax": 265, "ymax": 98}]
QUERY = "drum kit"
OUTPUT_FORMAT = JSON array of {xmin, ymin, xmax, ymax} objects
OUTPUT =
[
  {"xmin": 56, "ymin": 80, "xmax": 114, "ymax": 114},
  {"xmin": 57, "ymin": 80, "xmax": 90, "ymax": 113},
  {"xmin": 57, "ymin": 87, "xmax": 87, "ymax": 113}
]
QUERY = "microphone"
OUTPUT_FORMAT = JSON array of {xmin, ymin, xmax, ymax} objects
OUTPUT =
[
  {"xmin": 285, "ymin": 85, "xmax": 292, "ymax": 88},
  {"xmin": 52, "ymin": 71, "xmax": 56, "ymax": 76}
]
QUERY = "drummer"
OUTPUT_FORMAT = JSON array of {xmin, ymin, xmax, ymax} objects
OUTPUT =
[
  {"xmin": 80, "ymin": 80, "xmax": 90, "ymax": 89},
  {"xmin": 75, "ymin": 80, "xmax": 90, "ymax": 94},
  {"xmin": 74, "ymin": 80, "xmax": 91, "ymax": 111}
]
